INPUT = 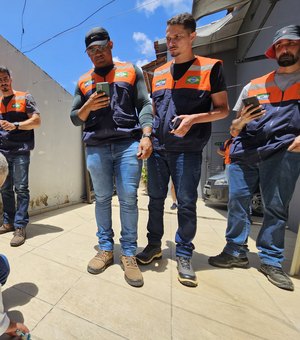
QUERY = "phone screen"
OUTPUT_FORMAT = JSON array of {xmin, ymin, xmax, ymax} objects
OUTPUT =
[
  {"xmin": 96, "ymin": 82, "xmax": 110, "ymax": 96},
  {"xmin": 171, "ymin": 117, "xmax": 182, "ymax": 130},
  {"xmin": 242, "ymin": 96, "xmax": 261, "ymax": 115}
]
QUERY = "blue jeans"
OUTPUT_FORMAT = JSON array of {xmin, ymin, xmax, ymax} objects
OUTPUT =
[
  {"xmin": 147, "ymin": 150, "xmax": 202, "ymax": 258},
  {"xmin": 1, "ymin": 153, "xmax": 30, "ymax": 228},
  {"xmin": 86, "ymin": 139, "xmax": 142, "ymax": 256},
  {"xmin": 224, "ymin": 150, "xmax": 300, "ymax": 267},
  {"xmin": 0, "ymin": 254, "xmax": 10, "ymax": 286}
]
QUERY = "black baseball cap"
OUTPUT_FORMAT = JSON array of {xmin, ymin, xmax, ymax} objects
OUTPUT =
[
  {"xmin": 265, "ymin": 25, "xmax": 300, "ymax": 59},
  {"xmin": 85, "ymin": 27, "xmax": 110, "ymax": 50}
]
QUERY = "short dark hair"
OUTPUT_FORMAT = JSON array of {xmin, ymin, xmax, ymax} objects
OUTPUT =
[
  {"xmin": 167, "ymin": 13, "xmax": 196, "ymax": 33},
  {"xmin": 0, "ymin": 66, "xmax": 10, "ymax": 77}
]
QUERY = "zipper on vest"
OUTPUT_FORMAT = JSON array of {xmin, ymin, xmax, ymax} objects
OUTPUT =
[
  {"xmin": 160, "ymin": 81, "xmax": 177, "ymax": 146},
  {"xmin": 277, "ymin": 90, "xmax": 284, "ymax": 111}
]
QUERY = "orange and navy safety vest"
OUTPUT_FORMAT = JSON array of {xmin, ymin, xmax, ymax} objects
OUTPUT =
[
  {"xmin": 230, "ymin": 71, "xmax": 300, "ymax": 163},
  {"xmin": 77, "ymin": 62, "xmax": 140, "ymax": 145},
  {"xmin": 0, "ymin": 91, "xmax": 35, "ymax": 154},
  {"xmin": 151, "ymin": 55, "xmax": 221, "ymax": 152}
]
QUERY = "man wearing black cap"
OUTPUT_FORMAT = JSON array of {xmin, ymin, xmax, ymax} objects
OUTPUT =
[
  {"xmin": 70, "ymin": 27, "xmax": 153, "ymax": 287},
  {"xmin": 209, "ymin": 25, "xmax": 300, "ymax": 291}
]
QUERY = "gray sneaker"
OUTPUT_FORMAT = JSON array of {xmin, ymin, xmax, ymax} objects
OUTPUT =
[
  {"xmin": 10, "ymin": 228, "xmax": 26, "ymax": 247},
  {"xmin": 259, "ymin": 264, "xmax": 294, "ymax": 291},
  {"xmin": 176, "ymin": 256, "xmax": 198, "ymax": 287}
]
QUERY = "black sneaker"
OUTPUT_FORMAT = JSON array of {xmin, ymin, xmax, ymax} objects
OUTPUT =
[
  {"xmin": 176, "ymin": 257, "xmax": 198, "ymax": 287},
  {"xmin": 259, "ymin": 264, "xmax": 294, "ymax": 291},
  {"xmin": 136, "ymin": 244, "xmax": 162, "ymax": 265},
  {"xmin": 208, "ymin": 251, "xmax": 249, "ymax": 268}
]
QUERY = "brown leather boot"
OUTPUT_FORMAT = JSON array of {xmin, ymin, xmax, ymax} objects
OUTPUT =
[
  {"xmin": 120, "ymin": 255, "xmax": 144, "ymax": 287},
  {"xmin": 10, "ymin": 228, "xmax": 26, "ymax": 247},
  {"xmin": 0, "ymin": 224, "xmax": 14, "ymax": 234},
  {"xmin": 87, "ymin": 250, "xmax": 114, "ymax": 274}
]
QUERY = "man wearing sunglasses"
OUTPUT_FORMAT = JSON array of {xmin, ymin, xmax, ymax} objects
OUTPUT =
[{"xmin": 70, "ymin": 27, "xmax": 153, "ymax": 287}]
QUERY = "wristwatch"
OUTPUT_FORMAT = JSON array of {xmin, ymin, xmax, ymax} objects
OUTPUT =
[
  {"xmin": 142, "ymin": 132, "xmax": 152, "ymax": 139},
  {"xmin": 13, "ymin": 122, "xmax": 20, "ymax": 130}
]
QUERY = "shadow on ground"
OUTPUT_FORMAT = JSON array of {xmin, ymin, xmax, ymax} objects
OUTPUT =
[{"xmin": 26, "ymin": 224, "xmax": 63, "ymax": 240}]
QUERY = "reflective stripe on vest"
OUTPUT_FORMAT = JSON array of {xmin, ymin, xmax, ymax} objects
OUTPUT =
[
  {"xmin": 150, "ymin": 55, "xmax": 221, "ymax": 152},
  {"xmin": 152, "ymin": 55, "xmax": 220, "ymax": 92},
  {"xmin": 0, "ymin": 91, "xmax": 27, "ymax": 115},
  {"xmin": 0, "ymin": 91, "xmax": 34, "ymax": 153},
  {"xmin": 230, "ymin": 72, "xmax": 300, "ymax": 164},
  {"xmin": 248, "ymin": 71, "xmax": 300, "ymax": 103},
  {"xmin": 78, "ymin": 62, "xmax": 136, "ymax": 97}
]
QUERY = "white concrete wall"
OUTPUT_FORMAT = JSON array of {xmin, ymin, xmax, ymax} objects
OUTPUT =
[{"xmin": 0, "ymin": 35, "xmax": 84, "ymax": 214}]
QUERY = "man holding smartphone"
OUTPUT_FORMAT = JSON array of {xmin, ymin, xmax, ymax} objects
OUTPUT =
[
  {"xmin": 209, "ymin": 25, "xmax": 300, "ymax": 291},
  {"xmin": 70, "ymin": 27, "xmax": 153, "ymax": 287},
  {"xmin": 136, "ymin": 13, "xmax": 229, "ymax": 287}
]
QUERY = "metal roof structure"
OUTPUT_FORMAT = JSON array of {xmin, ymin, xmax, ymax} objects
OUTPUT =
[{"xmin": 155, "ymin": 0, "xmax": 252, "ymax": 58}]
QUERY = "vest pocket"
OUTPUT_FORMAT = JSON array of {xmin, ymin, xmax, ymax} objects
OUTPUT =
[
  {"xmin": 112, "ymin": 83, "xmax": 137, "ymax": 128},
  {"xmin": 112, "ymin": 107, "xmax": 138, "ymax": 128}
]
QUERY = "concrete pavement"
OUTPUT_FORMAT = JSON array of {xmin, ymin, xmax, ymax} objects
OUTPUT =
[{"xmin": 0, "ymin": 189, "xmax": 299, "ymax": 339}]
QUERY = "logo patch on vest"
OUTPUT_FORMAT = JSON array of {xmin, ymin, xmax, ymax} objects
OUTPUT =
[
  {"xmin": 155, "ymin": 79, "xmax": 166, "ymax": 87},
  {"xmin": 257, "ymin": 93, "xmax": 270, "ymax": 100},
  {"xmin": 186, "ymin": 76, "xmax": 200, "ymax": 84},
  {"xmin": 12, "ymin": 103, "xmax": 21, "ymax": 109},
  {"xmin": 116, "ymin": 72, "xmax": 128, "ymax": 77},
  {"xmin": 84, "ymin": 80, "xmax": 93, "ymax": 87}
]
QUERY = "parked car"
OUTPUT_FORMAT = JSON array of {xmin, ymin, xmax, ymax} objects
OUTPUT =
[{"xmin": 203, "ymin": 171, "xmax": 264, "ymax": 216}]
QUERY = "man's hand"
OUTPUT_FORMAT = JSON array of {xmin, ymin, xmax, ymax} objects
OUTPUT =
[
  {"xmin": 0, "ymin": 120, "xmax": 16, "ymax": 131},
  {"xmin": 239, "ymin": 104, "xmax": 265, "ymax": 124},
  {"xmin": 170, "ymin": 114, "xmax": 194, "ymax": 137},
  {"xmin": 86, "ymin": 91, "xmax": 110, "ymax": 112},
  {"xmin": 137, "ymin": 137, "xmax": 153, "ymax": 160},
  {"xmin": 230, "ymin": 105, "xmax": 266, "ymax": 136},
  {"xmin": 76, "ymin": 91, "xmax": 110, "ymax": 122},
  {"xmin": 5, "ymin": 320, "xmax": 30, "ymax": 337},
  {"xmin": 288, "ymin": 135, "xmax": 300, "ymax": 152}
]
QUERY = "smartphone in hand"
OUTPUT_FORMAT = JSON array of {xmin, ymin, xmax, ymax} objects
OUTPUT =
[
  {"xmin": 242, "ymin": 96, "xmax": 261, "ymax": 115},
  {"xmin": 171, "ymin": 117, "xmax": 182, "ymax": 130},
  {"xmin": 96, "ymin": 82, "xmax": 110, "ymax": 97}
]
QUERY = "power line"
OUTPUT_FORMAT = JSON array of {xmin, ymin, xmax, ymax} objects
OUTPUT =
[
  {"xmin": 21, "ymin": 0, "xmax": 162, "ymax": 53},
  {"xmin": 23, "ymin": 0, "xmax": 116, "ymax": 54},
  {"xmin": 20, "ymin": 0, "xmax": 27, "ymax": 50}
]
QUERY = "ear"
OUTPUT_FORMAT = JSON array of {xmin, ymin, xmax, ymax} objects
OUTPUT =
[
  {"xmin": 109, "ymin": 41, "xmax": 113, "ymax": 50},
  {"xmin": 190, "ymin": 31, "xmax": 197, "ymax": 43}
]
